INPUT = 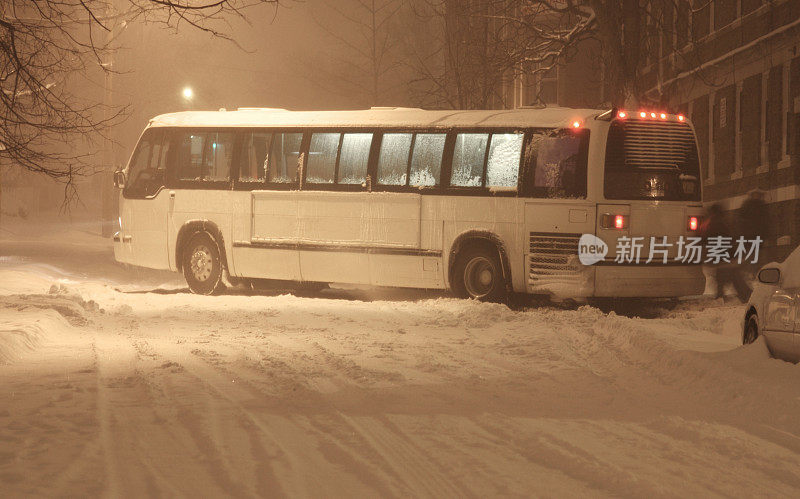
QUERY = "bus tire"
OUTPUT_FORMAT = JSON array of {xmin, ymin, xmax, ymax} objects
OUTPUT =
[
  {"xmin": 452, "ymin": 246, "xmax": 506, "ymax": 302},
  {"xmin": 182, "ymin": 232, "xmax": 225, "ymax": 295}
]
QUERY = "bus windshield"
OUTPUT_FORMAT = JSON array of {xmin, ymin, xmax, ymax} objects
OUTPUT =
[{"xmin": 603, "ymin": 119, "xmax": 701, "ymax": 201}]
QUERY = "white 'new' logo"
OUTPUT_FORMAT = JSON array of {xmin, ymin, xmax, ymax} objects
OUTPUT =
[{"xmin": 578, "ymin": 234, "xmax": 608, "ymax": 265}]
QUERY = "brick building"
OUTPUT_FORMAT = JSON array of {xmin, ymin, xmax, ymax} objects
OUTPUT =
[
  {"xmin": 507, "ymin": 0, "xmax": 800, "ymax": 261},
  {"xmin": 663, "ymin": 0, "xmax": 800, "ymax": 262}
]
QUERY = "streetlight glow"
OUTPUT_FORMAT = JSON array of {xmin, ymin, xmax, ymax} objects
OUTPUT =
[{"xmin": 182, "ymin": 87, "xmax": 194, "ymax": 100}]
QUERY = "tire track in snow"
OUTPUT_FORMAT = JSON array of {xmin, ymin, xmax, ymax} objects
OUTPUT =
[
  {"xmin": 175, "ymin": 338, "xmax": 468, "ymax": 497},
  {"xmin": 148, "ymin": 339, "xmax": 381, "ymax": 497},
  {"xmin": 92, "ymin": 323, "xmax": 244, "ymax": 497}
]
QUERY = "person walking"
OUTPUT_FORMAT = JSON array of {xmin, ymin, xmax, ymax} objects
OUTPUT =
[
  {"xmin": 738, "ymin": 189, "xmax": 767, "ymax": 273},
  {"xmin": 700, "ymin": 203, "xmax": 752, "ymax": 302}
]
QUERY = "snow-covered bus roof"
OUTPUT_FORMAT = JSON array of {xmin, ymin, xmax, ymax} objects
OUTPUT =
[{"xmin": 148, "ymin": 106, "xmax": 605, "ymax": 129}]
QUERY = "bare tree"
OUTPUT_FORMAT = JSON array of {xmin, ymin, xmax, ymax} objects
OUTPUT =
[
  {"xmin": 307, "ymin": 0, "xmax": 407, "ymax": 107},
  {"xmin": 0, "ymin": 0, "xmax": 280, "ymax": 199},
  {"xmin": 405, "ymin": 0, "xmax": 712, "ymax": 110},
  {"xmin": 403, "ymin": 0, "xmax": 510, "ymax": 109}
]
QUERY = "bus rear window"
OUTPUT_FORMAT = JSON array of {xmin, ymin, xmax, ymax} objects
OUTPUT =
[{"xmin": 604, "ymin": 120, "xmax": 701, "ymax": 201}]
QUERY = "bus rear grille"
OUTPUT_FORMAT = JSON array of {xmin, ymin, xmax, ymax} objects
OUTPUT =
[
  {"xmin": 622, "ymin": 121, "xmax": 695, "ymax": 169},
  {"xmin": 528, "ymin": 232, "xmax": 581, "ymax": 283}
]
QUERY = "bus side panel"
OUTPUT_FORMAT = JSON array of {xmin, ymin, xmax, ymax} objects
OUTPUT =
[
  {"xmin": 115, "ymin": 193, "xmax": 134, "ymax": 265},
  {"xmin": 167, "ymin": 188, "xmax": 233, "ymax": 274},
  {"xmin": 438, "ymin": 196, "xmax": 520, "ymax": 291},
  {"xmin": 523, "ymin": 200, "xmax": 596, "ymax": 298},
  {"xmin": 297, "ymin": 191, "xmax": 370, "ymax": 285},
  {"xmin": 230, "ymin": 190, "xmax": 301, "ymax": 281},
  {"xmin": 368, "ymin": 192, "xmax": 432, "ymax": 287}
]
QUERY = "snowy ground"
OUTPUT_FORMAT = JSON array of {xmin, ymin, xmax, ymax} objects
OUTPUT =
[{"xmin": 2, "ymin": 219, "xmax": 800, "ymax": 497}]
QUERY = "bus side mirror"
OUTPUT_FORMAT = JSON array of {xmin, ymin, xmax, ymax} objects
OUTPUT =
[
  {"xmin": 758, "ymin": 268, "xmax": 781, "ymax": 285},
  {"xmin": 113, "ymin": 170, "xmax": 126, "ymax": 189}
]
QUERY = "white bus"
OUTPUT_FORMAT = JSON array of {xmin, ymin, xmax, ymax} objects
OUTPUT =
[{"xmin": 113, "ymin": 106, "xmax": 705, "ymax": 301}]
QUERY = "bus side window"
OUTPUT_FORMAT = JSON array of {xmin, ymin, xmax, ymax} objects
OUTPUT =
[
  {"xmin": 377, "ymin": 133, "xmax": 413, "ymax": 185},
  {"xmin": 338, "ymin": 133, "xmax": 372, "ymax": 184},
  {"xmin": 451, "ymin": 133, "xmax": 489, "ymax": 187},
  {"xmin": 529, "ymin": 131, "xmax": 587, "ymax": 198},
  {"xmin": 203, "ymin": 132, "xmax": 235, "ymax": 182},
  {"xmin": 486, "ymin": 133, "xmax": 523, "ymax": 188},
  {"xmin": 306, "ymin": 133, "xmax": 340, "ymax": 184},
  {"xmin": 239, "ymin": 132, "xmax": 271, "ymax": 183},
  {"xmin": 409, "ymin": 133, "xmax": 446, "ymax": 186},
  {"xmin": 174, "ymin": 131, "xmax": 235, "ymax": 183},
  {"xmin": 268, "ymin": 132, "xmax": 303, "ymax": 183},
  {"xmin": 176, "ymin": 133, "xmax": 205, "ymax": 180}
]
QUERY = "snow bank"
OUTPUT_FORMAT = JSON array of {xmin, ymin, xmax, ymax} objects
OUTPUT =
[{"xmin": 0, "ymin": 309, "xmax": 71, "ymax": 364}]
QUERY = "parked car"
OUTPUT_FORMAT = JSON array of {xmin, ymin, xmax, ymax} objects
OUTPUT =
[{"xmin": 742, "ymin": 245, "xmax": 800, "ymax": 362}]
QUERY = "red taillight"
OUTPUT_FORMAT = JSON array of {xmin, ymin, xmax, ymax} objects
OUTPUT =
[
  {"xmin": 572, "ymin": 120, "xmax": 581, "ymax": 128},
  {"xmin": 688, "ymin": 216, "xmax": 699, "ymax": 231},
  {"xmin": 601, "ymin": 213, "xmax": 628, "ymax": 230}
]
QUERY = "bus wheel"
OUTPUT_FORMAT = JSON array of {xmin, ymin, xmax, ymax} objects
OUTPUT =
[
  {"xmin": 452, "ymin": 247, "xmax": 505, "ymax": 302},
  {"xmin": 182, "ymin": 232, "xmax": 225, "ymax": 295}
]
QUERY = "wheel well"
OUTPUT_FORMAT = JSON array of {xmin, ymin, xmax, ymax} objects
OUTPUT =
[
  {"xmin": 745, "ymin": 306, "xmax": 757, "ymax": 321},
  {"xmin": 448, "ymin": 232, "xmax": 511, "ymax": 291},
  {"xmin": 175, "ymin": 220, "xmax": 229, "ymax": 272}
]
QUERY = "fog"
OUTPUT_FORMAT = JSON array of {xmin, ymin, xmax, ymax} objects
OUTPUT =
[{"xmin": 2, "ymin": 1, "xmax": 414, "ymax": 224}]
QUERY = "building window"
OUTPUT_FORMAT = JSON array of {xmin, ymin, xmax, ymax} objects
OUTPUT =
[
  {"xmin": 740, "ymin": 74, "xmax": 762, "ymax": 170},
  {"xmin": 538, "ymin": 66, "xmax": 558, "ymax": 105},
  {"xmin": 714, "ymin": 85, "xmax": 736, "ymax": 177},
  {"xmin": 675, "ymin": 2, "xmax": 690, "ymax": 48},
  {"xmin": 691, "ymin": 95, "xmax": 710, "ymax": 180},
  {"xmin": 714, "ymin": 0, "xmax": 738, "ymax": 31},
  {"xmin": 766, "ymin": 66, "xmax": 783, "ymax": 165},
  {"xmin": 692, "ymin": 0, "xmax": 711, "ymax": 39},
  {"xmin": 741, "ymin": 0, "xmax": 761, "ymax": 16}
]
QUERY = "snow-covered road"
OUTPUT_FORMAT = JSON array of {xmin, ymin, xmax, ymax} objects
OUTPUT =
[{"xmin": 2, "ymin": 224, "xmax": 800, "ymax": 497}]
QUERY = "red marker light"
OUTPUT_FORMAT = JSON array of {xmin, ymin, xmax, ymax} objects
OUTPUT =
[
  {"xmin": 660, "ymin": 113, "xmax": 667, "ymax": 119},
  {"xmin": 601, "ymin": 214, "xmax": 628, "ymax": 229},
  {"xmin": 678, "ymin": 114, "xmax": 685, "ymax": 121},
  {"xmin": 618, "ymin": 110, "xmax": 627, "ymax": 119},
  {"xmin": 572, "ymin": 120, "xmax": 581, "ymax": 128},
  {"xmin": 639, "ymin": 111, "xmax": 647, "ymax": 118},
  {"xmin": 688, "ymin": 216, "xmax": 698, "ymax": 231}
]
